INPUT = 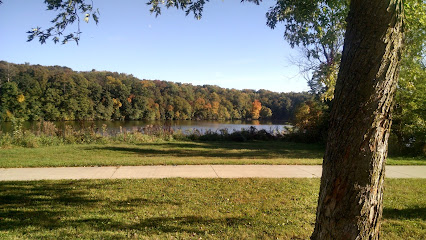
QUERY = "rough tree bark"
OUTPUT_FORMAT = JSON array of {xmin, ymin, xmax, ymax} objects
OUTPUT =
[{"xmin": 311, "ymin": 0, "xmax": 404, "ymax": 239}]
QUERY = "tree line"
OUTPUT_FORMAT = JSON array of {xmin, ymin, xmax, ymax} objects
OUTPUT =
[{"xmin": 0, "ymin": 61, "xmax": 310, "ymax": 122}]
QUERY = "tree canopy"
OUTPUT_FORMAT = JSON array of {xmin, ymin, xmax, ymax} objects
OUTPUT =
[
  {"xmin": 266, "ymin": 0, "xmax": 348, "ymax": 101},
  {"xmin": 0, "ymin": 61, "xmax": 310, "ymax": 122},
  {"xmin": 26, "ymin": 0, "xmax": 99, "ymax": 44},
  {"xmin": 392, "ymin": 0, "xmax": 426, "ymax": 155}
]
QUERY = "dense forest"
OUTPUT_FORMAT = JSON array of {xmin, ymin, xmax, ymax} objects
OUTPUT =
[{"xmin": 0, "ymin": 61, "xmax": 311, "ymax": 122}]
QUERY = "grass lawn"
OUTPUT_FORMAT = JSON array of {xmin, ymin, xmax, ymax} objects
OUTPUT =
[
  {"xmin": 0, "ymin": 178, "xmax": 424, "ymax": 239},
  {"xmin": 1, "ymin": 141, "xmax": 424, "ymax": 168}
]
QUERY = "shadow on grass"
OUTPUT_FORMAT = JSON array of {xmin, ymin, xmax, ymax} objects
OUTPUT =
[
  {"xmin": 111, "ymin": 197, "xmax": 182, "ymax": 212},
  {"xmin": 83, "ymin": 216, "xmax": 251, "ymax": 235},
  {"xmin": 383, "ymin": 207, "xmax": 426, "ymax": 220},
  {"xmin": 0, "ymin": 180, "xmax": 250, "ymax": 236},
  {"xmin": 84, "ymin": 141, "xmax": 324, "ymax": 159},
  {"xmin": 0, "ymin": 181, "xmax": 100, "ymax": 231}
]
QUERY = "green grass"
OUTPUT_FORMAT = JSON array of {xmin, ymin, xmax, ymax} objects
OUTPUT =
[
  {"xmin": 0, "ymin": 179, "xmax": 424, "ymax": 239},
  {"xmin": 0, "ymin": 141, "xmax": 324, "ymax": 168},
  {"xmin": 0, "ymin": 141, "xmax": 423, "ymax": 168},
  {"xmin": 386, "ymin": 156, "xmax": 426, "ymax": 165}
]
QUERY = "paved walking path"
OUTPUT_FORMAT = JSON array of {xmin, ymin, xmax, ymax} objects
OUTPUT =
[{"xmin": 0, "ymin": 165, "xmax": 424, "ymax": 181}]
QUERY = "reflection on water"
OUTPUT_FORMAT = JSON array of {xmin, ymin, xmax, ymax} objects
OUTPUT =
[{"xmin": 0, "ymin": 120, "xmax": 292, "ymax": 134}]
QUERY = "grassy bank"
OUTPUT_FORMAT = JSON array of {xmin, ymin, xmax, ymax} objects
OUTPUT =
[
  {"xmin": 1, "ymin": 121, "xmax": 423, "ymax": 167},
  {"xmin": 0, "ymin": 179, "xmax": 424, "ymax": 239},
  {"xmin": 1, "ymin": 141, "xmax": 424, "ymax": 168}
]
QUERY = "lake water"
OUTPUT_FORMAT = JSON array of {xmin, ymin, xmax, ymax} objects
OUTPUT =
[{"xmin": 0, "ymin": 120, "xmax": 292, "ymax": 135}]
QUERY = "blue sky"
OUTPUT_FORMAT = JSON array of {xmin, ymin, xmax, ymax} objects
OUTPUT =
[{"xmin": 0, "ymin": 0, "xmax": 309, "ymax": 93}]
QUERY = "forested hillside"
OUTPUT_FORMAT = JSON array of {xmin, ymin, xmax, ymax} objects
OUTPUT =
[{"xmin": 0, "ymin": 61, "xmax": 310, "ymax": 122}]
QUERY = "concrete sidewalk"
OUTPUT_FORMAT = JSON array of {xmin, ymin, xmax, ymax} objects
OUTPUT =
[{"xmin": 0, "ymin": 165, "xmax": 425, "ymax": 181}]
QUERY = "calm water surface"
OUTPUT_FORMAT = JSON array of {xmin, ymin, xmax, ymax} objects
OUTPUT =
[{"xmin": 0, "ymin": 120, "xmax": 291, "ymax": 134}]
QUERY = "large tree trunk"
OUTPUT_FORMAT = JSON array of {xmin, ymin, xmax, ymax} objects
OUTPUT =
[{"xmin": 311, "ymin": 0, "xmax": 404, "ymax": 239}]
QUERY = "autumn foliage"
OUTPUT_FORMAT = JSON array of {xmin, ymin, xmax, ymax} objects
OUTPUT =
[
  {"xmin": 251, "ymin": 100, "xmax": 262, "ymax": 120},
  {"xmin": 0, "ymin": 61, "xmax": 310, "ymax": 122}
]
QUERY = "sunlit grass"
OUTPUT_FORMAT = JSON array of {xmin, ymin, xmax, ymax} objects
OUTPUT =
[
  {"xmin": 0, "ymin": 179, "xmax": 423, "ymax": 239},
  {"xmin": 387, "ymin": 156, "xmax": 426, "ymax": 165},
  {"xmin": 0, "ymin": 141, "xmax": 324, "ymax": 167},
  {"xmin": 0, "ymin": 141, "xmax": 423, "ymax": 168}
]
